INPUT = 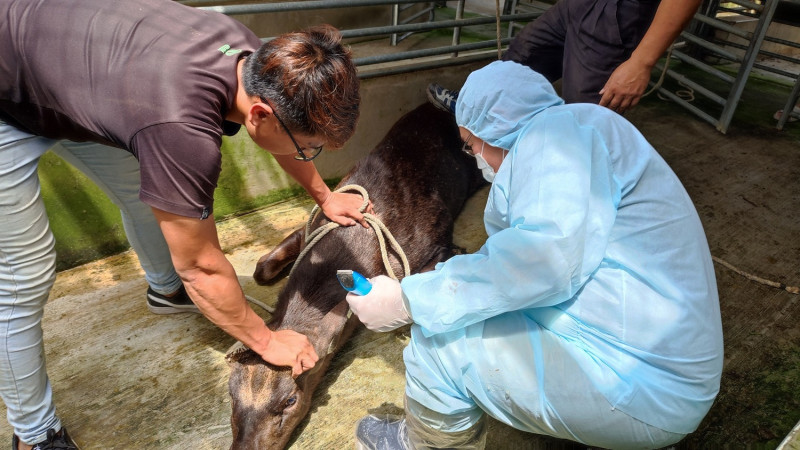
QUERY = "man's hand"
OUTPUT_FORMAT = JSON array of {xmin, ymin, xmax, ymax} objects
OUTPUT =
[
  {"xmin": 270, "ymin": 154, "xmax": 373, "ymax": 228},
  {"xmin": 600, "ymin": 0, "xmax": 702, "ymax": 114},
  {"xmin": 260, "ymin": 329, "xmax": 320, "ymax": 378},
  {"xmin": 598, "ymin": 58, "xmax": 652, "ymax": 114},
  {"xmin": 320, "ymin": 191, "xmax": 373, "ymax": 228},
  {"xmin": 345, "ymin": 275, "xmax": 411, "ymax": 332}
]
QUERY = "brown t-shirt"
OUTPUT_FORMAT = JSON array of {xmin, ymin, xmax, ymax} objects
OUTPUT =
[{"xmin": 0, "ymin": 0, "xmax": 262, "ymax": 218}]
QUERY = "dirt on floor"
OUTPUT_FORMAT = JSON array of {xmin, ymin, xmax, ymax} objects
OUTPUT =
[{"xmin": 1, "ymin": 94, "xmax": 799, "ymax": 449}]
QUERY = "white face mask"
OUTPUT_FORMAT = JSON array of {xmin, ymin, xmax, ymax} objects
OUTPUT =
[{"xmin": 474, "ymin": 141, "xmax": 496, "ymax": 183}]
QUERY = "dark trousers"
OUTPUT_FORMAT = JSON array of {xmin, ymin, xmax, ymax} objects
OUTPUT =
[{"xmin": 504, "ymin": 0, "xmax": 660, "ymax": 104}]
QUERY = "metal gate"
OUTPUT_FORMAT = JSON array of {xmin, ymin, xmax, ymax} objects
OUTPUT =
[
  {"xmin": 182, "ymin": 0, "xmax": 547, "ymax": 78},
  {"xmin": 650, "ymin": 0, "xmax": 800, "ymax": 133}
]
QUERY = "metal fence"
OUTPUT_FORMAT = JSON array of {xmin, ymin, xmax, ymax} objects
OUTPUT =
[
  {"xmin": 651, "ymin": 0, "xmax": 800, "ymax": 132},
  {"xmin": 181, "ymin": 0, "xmax": 547, "ymax": 78}
]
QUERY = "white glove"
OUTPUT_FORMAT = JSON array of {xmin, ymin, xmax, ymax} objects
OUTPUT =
[{"xmin": 345, "ymin": 275, "xmax": 412, "ymax": 332}]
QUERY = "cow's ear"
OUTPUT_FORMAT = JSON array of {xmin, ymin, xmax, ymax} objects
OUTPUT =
[{"xmin": 253, "ymin": 227, "xmax": 305, "ymax": 285}]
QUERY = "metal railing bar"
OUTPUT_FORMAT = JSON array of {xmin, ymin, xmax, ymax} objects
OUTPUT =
[
  {"xmin": 399, "ymin": 5, "xmax": 434, "ymax": 25},
  {"xmin": 679, "ymin": 31, "xmax": 742, "ymax": 62},
  {"xmin": 656, "ymin": 66, "xmax": 728, "ymax": 105},
  {"xmin": 716, "ymin": 0, "xmax": 779, "ymax": 133},
  {"xmin": 776, "ymin": 76, "xmax": 800, "ymax": 130},
  {"xmin": 714, "ymin": 38, "xmax": 800, "ymax": 66},
  {"xmin": 651, "ymin": 86, "xmax": 721, "ymax": 129},
  {"xmin": 669, "ymin": 49, "xmax": 737, "ymax": 84},
  {"xmin": 724, "ymin": 0, "xmax": 764, "ymax": 12},
  {"xmin": 716, "ymin": 6, "xmax": 759, "ymax": 18},
  {"xmin": 751, "ymin": 62, "xmax": 799, "ymax": 79},
  {"xmin": 692, "ymin": 12, "xmax": 752, "ymax": 39},
  {"xmin": 179, "ymin": 0, "xmax": 245, "ymax": 4},
  {"xmin": 197, "ymin": 0, "xmax": 444, "ymax": 15},
  {"xmin": 358, "ymin": 52, "xmax": 497, "ymax": 79},
  {"xmin": 354, "ymin": 38, "xmax": 511, "ymax": 66},
  {"xmin": 451, "ymin": 0, "xmax": 465, "ymax": 56},
  {"xmin": 391, "ymin": 3, "xmax": 434, "ymax": 45},
  {"xmin": 338, "ymin": 13, "xmax": 542, "ymax": 40},
  {"xmin": 764, "ymin": 35, "xmax": 800, "ymax": 50}
]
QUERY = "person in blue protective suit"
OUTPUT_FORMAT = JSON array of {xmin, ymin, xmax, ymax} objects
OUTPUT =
[{"xmin": 346, "ymin": 60, "xmax": 724, "ymax": 449}]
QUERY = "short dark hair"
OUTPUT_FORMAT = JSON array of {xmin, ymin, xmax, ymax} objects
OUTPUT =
[{"xmin": 242, "ymin": 24, "xmax": 360, "ymax": 149}]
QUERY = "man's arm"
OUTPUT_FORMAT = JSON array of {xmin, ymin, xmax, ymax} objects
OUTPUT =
[
  {"xmin": 152, "ymin": 207, "xmax": 318, "ymax": 376},
  {"xmin": 271, "ymin": 153, "xmax": 371, "ymax": 227},
  {"xmin": 599, "ymin": 0, "xmax": 702, "ymax": 113}
]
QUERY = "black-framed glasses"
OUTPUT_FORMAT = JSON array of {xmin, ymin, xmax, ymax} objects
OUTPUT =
[
  {"xmin": 261, "ymin": 97, "xmax": 323, "ymax": 162},
  {"xmin": 461, "ymin": 132, "xmax": 474, "ymax": 156}
]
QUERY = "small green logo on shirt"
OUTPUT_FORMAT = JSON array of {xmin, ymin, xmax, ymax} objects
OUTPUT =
[{"xmin": 218, "ymin": 44, "xmax": 243, "ymax": 56}]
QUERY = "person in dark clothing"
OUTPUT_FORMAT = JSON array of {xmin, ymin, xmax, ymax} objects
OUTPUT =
[
  {"xmin": 0, "ymin": 0, "xmax": 365, "ymax": 447},
  {"xmin": 428, "ymin": 0, "xmax": 701, "ymax": 114}
]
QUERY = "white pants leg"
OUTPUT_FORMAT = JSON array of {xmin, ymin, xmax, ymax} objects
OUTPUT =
[
  {"xmin": 52, "ymin": 141, "xmax": 180, "ymax": 294},
  {"xmin": 0, "ymin": 123, "xmax": 61, "ymax": 444},
  {"xmin": 403, "ymin": 311, "xmax": 687, "ymax": 449}
]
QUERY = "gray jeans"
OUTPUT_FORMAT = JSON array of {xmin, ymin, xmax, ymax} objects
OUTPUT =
[{"xmin": 0, "ymin": 122, "xmax": 178, "ymax": 443}]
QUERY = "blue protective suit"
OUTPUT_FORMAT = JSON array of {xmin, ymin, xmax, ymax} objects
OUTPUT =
[{"xmin": 401, "ymin": 61, "xmax": 723, "ymax": 444}]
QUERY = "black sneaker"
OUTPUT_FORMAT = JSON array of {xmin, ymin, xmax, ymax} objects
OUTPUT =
[
  {"xmin": 355, "ymin": 415, "xmax": 411, "ymax": 450},
  {"xmin": 12, "ymin": 428, "xmax": 79, "ymax": 450},
  {"xmin": 146, "ymin": 285, "xmax": 200, "ymax": 315},
  {"xmin": 426, "ymin": 83, "xmax": 459, "ymax": 115}
]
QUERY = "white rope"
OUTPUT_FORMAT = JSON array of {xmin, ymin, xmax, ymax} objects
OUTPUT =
[
  {"xmin": 289, "ymin": 184, "xmax": 410, "ymax": 281},
  {"xmin": 643, "ymin": 45, "xmax": 674, "ymax": 99},
  {"xmin": 230, "ymin": 185, "xmax": 412, "ymax": 359},
  {"xmin": 495, "ymin": 0, "xmax": 503, "ymax": 60},
  {"xmin": 244, "ymin": 294, "xmax": 275, "ymax": 314},
  {"xmin": 241, "ymin": 184, "xmax": 412, "ymax": 359},
  {"xmin": 644, "ymin": 45, "xmax": 697, "ymax": 103},
  {"xmin": 712, "ymin": 256, "xmax": 799, "ymax": 295}
]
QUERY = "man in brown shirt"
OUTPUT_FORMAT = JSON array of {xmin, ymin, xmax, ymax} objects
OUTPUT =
[{"xmin": 0, "ymin": 0, "xmax": 365, "ymax": 447}]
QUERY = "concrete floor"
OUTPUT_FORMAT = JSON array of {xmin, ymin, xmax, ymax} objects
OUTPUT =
[
  {"xmin": 1, "ymin": 80, "xmax": 799, "ymax": 448},
  {"xmin": 0, "ymin": 187, "xmax": 495, "ymax": 449}
]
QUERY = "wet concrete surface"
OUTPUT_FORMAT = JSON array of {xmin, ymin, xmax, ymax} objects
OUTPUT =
[{"xmin": 1, "ymin": 94, "xmax": 799, "ymax": 448}]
